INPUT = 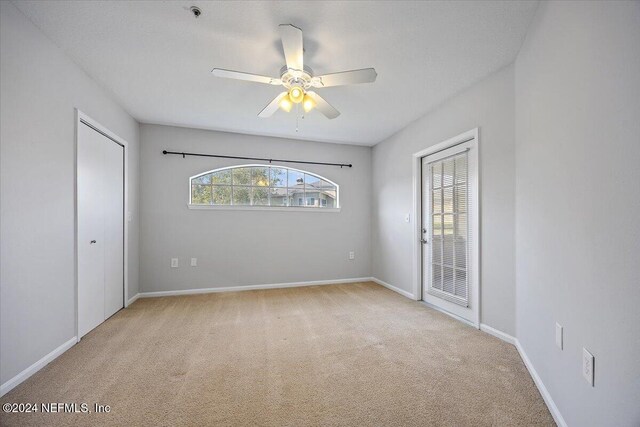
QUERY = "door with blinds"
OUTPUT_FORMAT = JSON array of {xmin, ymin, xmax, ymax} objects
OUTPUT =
[{"xmin": 421, "ymin": 133, "xmax": 478, "ymax": 326}]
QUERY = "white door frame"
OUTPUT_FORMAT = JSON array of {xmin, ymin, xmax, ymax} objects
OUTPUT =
[
  {"xmin": 75, "ymin": 109, "xmax": 129, "ymax": 343},
  {"xmin": 412, "ymin": 128, "xmax": 480, "ymax": 328}
]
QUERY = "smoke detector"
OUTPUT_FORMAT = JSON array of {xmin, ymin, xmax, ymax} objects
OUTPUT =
[{"xmin": 190, "ymin": 6, "xmax": 201, "ymax": 18}]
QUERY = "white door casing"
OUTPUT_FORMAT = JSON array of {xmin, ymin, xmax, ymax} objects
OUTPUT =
[{"xmin": 412, "ymin": 129, "xmax": 479, "ymax": 327}]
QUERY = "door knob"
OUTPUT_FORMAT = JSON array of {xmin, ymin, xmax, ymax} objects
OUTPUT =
[
  {"xmin": 420, "ymin": 238, "xmax": 429, "ymax": 244},
  {"xmin": 90, "ymin": 240, "xmax": 97, "ymax": 244}
]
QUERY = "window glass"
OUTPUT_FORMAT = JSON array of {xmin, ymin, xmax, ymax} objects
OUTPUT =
[
  {"xmin": 212, "ymin": 186, "xmax": 231, "ymax": 205},
  {"xmin": 252, "ymin": 187, "xmax": 269, "ymax": 205},
  {"xmin": 232, "ymin": 187, "xmax": 250, "ymax": 205},
  {"xmin": 432, "ymin": 190, "xmax": 442, "ymax": 213},
  {"xmin": 270, "ymin": 168, "xmax": 287, "ymax": 187},
  {"xmin": 192, "ymin": 185, "xmax": 212, "ymax": 204},
  {"xmin": 252, "ymin": 167, "xmax": 269, "ymax": 186},
  {"xmin": 190, "ymin": 165, "xmax": 339, "ymax": 209},
  {"xmin": 211, "ymin": 170, "xmax": 231, "ymax": 185},
  {"xmin": 305, "ymin": 174, "xmax": 321, "ymax": 189},
  {"xmin": 287, "ymin": 170, "xmax": 305, "ymax": 187},
  {"xmin": 270, "ymin": 187, "xmax": 288, "ymax": 206},
  {"xmin": 232, "ymin": 167, "xmax": 251, "ymax": 186},
  {"xmin": 192, "ymin": 174, "xmax": 211, "ymax": 185},
  {"xmin": 290, "ymin": 188, "xmax": 305, "ymax": 206},
  {"xmin": 318, "ymin": 179, "xmax": 333, "ymax": 189},
  {"xmin": 427, "ymin": 151, "xmax": 469, "ymax": 306}
]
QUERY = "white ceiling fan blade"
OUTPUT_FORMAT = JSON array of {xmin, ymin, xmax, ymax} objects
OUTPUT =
[
  {"xmin": 258, "ymin": 92, "xmax": 288, "ymax": 118},
  {"xmin": 212, "ymin": 68, "xmax": 281, "ymax": 85},
  {"xmin": 279, "ymin": 24, "xmax": 303, "ymax": 71},
  {"xmin": 306, "ymin": 91, "xmax": 340, "ymax": 119},
  {"xmin": 312, "ymin": 68, "xmax": 377, "ymax": 88}
]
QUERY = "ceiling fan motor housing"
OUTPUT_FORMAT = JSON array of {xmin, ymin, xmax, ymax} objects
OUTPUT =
[{"xmin": 279, "ymin": 65, "xmax": 321, "ymax": 90}]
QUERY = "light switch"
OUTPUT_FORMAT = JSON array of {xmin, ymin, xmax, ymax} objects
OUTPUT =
[
  {"xmin": 171, "ymin": 258, "xmax": 178, "ymax": 268},
  {"xmin": 190, "ymin": 258, "xmax": 197, "ymax": 267},
  {"xmin": 583, "ymin": 348, "xmax": 594, "ymax": 386},
  {"xmin": 404, "ymin": 213, "xmax": 411, "ymax": 223},
  {"xmin": 555, "ymin": 323, "xmax": 563, "ymax": 350}
]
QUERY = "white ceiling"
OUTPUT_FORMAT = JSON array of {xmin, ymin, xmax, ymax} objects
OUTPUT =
[{"xmin": 14, "ymin": 0, "xmax": 538, "ymax": 146}]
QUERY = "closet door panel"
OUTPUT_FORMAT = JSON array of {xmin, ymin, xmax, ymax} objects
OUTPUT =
[
  {"xmin": 78, "ymin": 123, "xmax": 106, "ymax": 338},
  {"xmin": 103, "ymin": 136, "xmax": 124, "ymax": 319}
]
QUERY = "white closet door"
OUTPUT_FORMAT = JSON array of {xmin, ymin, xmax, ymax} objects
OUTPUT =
[
  {"xmin": 78, "ymin": 123, "xmax": 107, "ymax": 338},
  {"xmin": 78, "ymin": 122, "xmax": 124, "ymax": 338},
  {"xmin": 103, "ymin": 137, "xmax": 124, "ymax": 319}
]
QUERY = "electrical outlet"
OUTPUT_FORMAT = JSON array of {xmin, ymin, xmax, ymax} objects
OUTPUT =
[
  {"xmin": 583, "ymin": 348, "xmax": 594, "ymax": 386},
  {"xmin": 555, "ymin": 323, "xmax": 563, "ymax": 350},
  {"xmin": 349, "ymin": 251, "xmax": 355, "ymax": 260},
  {"xmin": 190, "ymin": 257, "xmax": 197, "ymax": 267},
  {"xmin": 171, "ymin": 258, "xmax": 179, "ymax": 268}
]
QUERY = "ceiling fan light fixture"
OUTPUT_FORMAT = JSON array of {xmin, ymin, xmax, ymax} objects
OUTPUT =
[
  {"xmin": 289, "ymin": 86, "xmax": 304, "ymax": 104},
  {"xmin": 211, "ymin": 24, "xmax": 376, "ymax": 120},
  {"xmin": 278, "ymin": 96, "xmax": 293, "ymax": 112},
  {"xmin": 302, "ymin": 94, "xmax": 316, "ymax": 113}
]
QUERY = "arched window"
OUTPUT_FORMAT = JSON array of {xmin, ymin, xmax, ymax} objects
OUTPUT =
[{"xmin": 189, "ymin": 165, "xmax": 339, "ymax": 209}]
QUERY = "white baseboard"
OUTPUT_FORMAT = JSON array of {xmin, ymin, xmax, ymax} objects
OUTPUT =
[
  {"xmin": 127, "ymin": 293, "xmax": 140, "ymax": 306},
  {"xmin": 478, "ymin": 326, "xmax": 564, "ymax": 426},
  {"xmin": 480, "ymin": 323, "xmax": 516, "ymax": 345},
  {"xmin": 138, "ymin": 277, "xmax": 372, "ymax": 298},
  {"xmin": 370, "ymin": 277, "xmax": 416, "ymax": 299},
  {"xmin": 1, "ymin": 336, "xmax": 77, "ymax": 397},
  {"xmin": 515, "ymin": 339, "xmax": 567, "ymax": 427}
]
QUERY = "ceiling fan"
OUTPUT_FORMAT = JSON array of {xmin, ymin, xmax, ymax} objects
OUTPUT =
[{"xmin": 212, "ymin": 24, "xmax": 377, "ymax": 120}]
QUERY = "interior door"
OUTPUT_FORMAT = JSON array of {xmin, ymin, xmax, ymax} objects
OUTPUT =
[
  {"xmin": 421, "ymin": 140, "xmax": 477, "ymax": 325},
  {"xmin": 78, "ymin": 121, "xmax": 124, "ymax": 338}
]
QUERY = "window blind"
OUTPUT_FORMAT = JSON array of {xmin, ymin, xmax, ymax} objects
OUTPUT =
[{"xmin": 428, "ymin": 152, "xmax": 469, "ymax": 306}]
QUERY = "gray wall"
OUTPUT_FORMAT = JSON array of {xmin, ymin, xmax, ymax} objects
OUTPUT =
[
  {"xmin": 514, "ymin": 1, "xmax": 640, "ymax": 426},
  {"xmin": 0, "ymin": 2, "xmax": 140, "ymax": 385},
  {"xmin": 139, "ymin": 124, "xmax": 371, "ymax": 292},
  {"xmin": 3, "ymin": 2, "xmax": 639, "ymax": 424},
  {"xmin": 371, "ymin": 65, "xmax": 517, "ymax": 335}
]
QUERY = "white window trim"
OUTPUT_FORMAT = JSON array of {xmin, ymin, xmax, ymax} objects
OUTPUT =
[
  {"xmin": 187, "ymin": 164, "xmax": 340, "ymax": 211},
  {"xmin": 187, "ymin": 205, "xmax": 340, "ymax": 212},
  {"xmin": 412, "ymin": 128, "xmax": 480, "ymax": 328}
]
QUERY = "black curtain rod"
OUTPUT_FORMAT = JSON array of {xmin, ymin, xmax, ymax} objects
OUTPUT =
[{"xmin": 162, "ymin": 150, "xmax": 353, "ymax": 168}]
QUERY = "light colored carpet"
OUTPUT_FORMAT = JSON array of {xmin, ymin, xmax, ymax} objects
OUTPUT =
[{"xmin": 1, "ymin": 282, "xmax": 554, "ymax": 426}]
